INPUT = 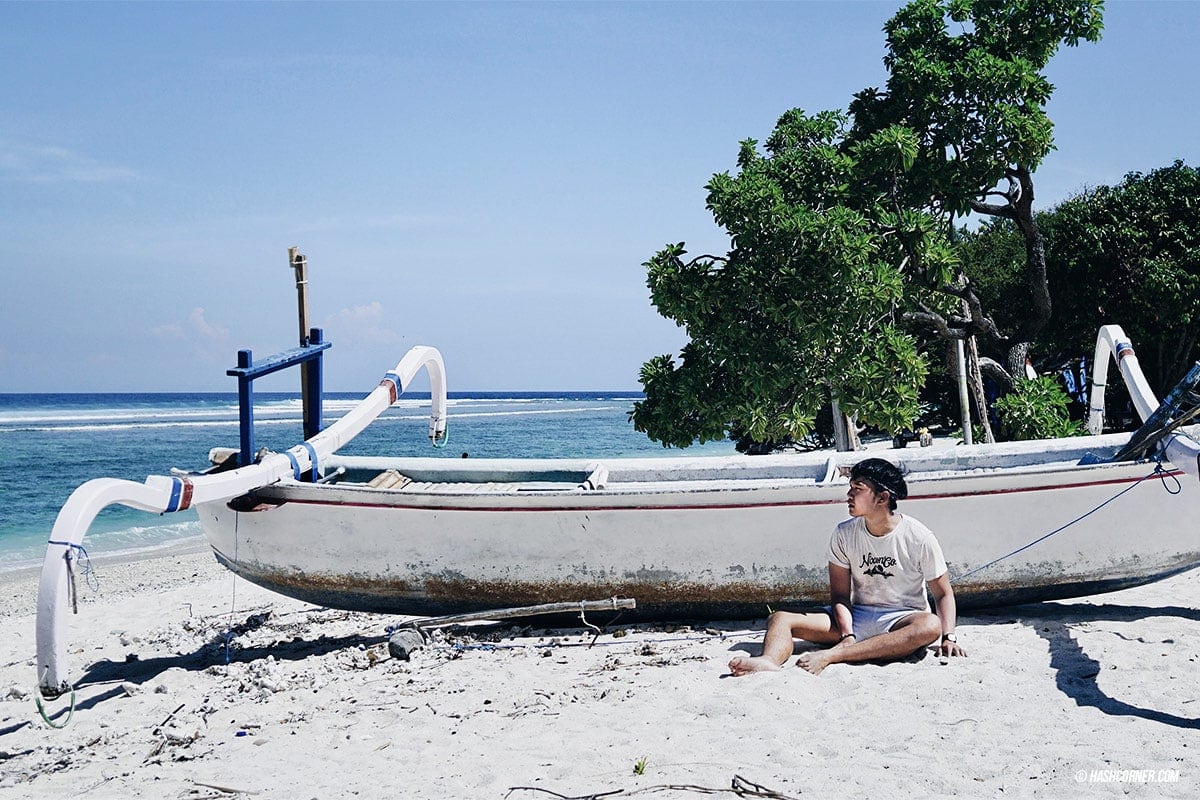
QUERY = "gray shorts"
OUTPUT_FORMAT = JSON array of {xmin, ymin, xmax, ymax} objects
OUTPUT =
[{"xmin": 825, "ymin": 604, "xmax": 923, "ymax": 641}]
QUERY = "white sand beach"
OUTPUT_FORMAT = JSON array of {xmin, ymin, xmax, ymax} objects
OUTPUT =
[{"xmin": 1, "ymin": 545, "xmax": 1196, "ymax": 799}]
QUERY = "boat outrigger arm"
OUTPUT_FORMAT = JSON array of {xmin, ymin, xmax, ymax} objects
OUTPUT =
[
  {"xmin": 1088, "ymin": 325, "xmax": 1200, "ymax": 482},
  {"xmin": 35, "ymin": 344, "xmax": 447, "ymax": 699}
]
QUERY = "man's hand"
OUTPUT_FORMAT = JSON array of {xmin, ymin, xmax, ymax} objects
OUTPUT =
[{"xmin": 939, "ymin": 638, "xmax": 967, "ymax": 658}]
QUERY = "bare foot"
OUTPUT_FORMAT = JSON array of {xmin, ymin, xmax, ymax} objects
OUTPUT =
[
  {"xmin": 796, "ymin": 650, "xmax": 835, "ymax": 675},
  {"xmin": 728, "ymin": 655, "xmax": 782, "ymax": 676}
]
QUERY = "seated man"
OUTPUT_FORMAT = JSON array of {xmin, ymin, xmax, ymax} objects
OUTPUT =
[{"xmin": 729, "ymin": 457, "xmax": 966, "ymax": 676}]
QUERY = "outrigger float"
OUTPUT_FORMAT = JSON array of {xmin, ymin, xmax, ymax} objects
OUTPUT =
[{"xmin": 35, "ymin": 250, "xmax": 1200, "ymax": 700}]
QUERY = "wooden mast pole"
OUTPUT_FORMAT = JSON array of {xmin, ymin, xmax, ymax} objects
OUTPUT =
[{"xmin": 290, "ymin": 247, "xmax": 315, "ymax": 438}]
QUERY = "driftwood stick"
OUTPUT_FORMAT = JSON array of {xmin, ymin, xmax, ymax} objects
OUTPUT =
[
  {"xmin": 504, "ymin": 788, "xmax": 624, "ymax": 800},
  {"xmin": 191, "ymin": 781, "xmax": 262, "ymax": 796},
  {"xmin": 388, "ymin": 597, "xmax": 636, "ymax": 660},
  {"xmin": 506, "ymin": 774, "xmax": 799, "ymax": 800},
  {"xmin": 401, "ymin": 597, "xmax": 636, "ymax": 630},
  {"xmin": 153, "ymin": 702, "xmax": 186, "ymax": 734}
]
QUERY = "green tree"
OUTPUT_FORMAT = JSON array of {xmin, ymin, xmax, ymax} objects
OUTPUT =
[
  {"xmin": 954, "ymin": 162, "xmax": 1200, "ymax": 434},
  {"xmin": 952, "ymin": 218, "xmax": 1027, "ymax": 338},
  {"xmin": 850, "ymin": 0, "xmax": 1104, "ymax": 381},
  {"xmin": 1043, "ymin": 161, "xmax": 1200, "ymax": 390},
  {"xmin": 633, "ymin": 111, "xmax": 936, "ymax": 449},
  {"xmin": 957, "ymin": 162, "xmax": 1200, "ymax": 387},
  {"xmin": 634, "ymin": 0, "xmax": 1103, "ymax": 449}
]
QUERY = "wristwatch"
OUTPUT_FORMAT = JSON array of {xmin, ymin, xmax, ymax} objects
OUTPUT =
[{"xmin": 941, "ymin": 632, "xmax": 958, "ymax": 643}]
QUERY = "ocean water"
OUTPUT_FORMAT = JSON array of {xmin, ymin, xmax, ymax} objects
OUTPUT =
[{"xmin": 0, "ymin": 392, "xmax": 736, "ymax": 571}]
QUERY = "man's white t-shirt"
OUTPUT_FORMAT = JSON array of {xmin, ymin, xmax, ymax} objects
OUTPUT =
[{"xmin": 827, "ymin": 514, "xmax": 948, "ymax": 612}]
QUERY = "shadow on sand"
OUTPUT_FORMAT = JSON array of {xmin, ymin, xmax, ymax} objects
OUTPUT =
[
  {"xmin": 971, "ymin": 602, "xmax": 1200, "ymax": 730},
  {"xmin": 68, "ymin": 628, "xmax": 386, "ymax": 714},
  {"xmin": 53, "ymin": 600, "xmax": 1200, "ymax": 729}
]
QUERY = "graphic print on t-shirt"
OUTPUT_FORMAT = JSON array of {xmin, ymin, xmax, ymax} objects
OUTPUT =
[{"xmin": 860, "ymin": 553, "xmax": 896, "ymax": 578}]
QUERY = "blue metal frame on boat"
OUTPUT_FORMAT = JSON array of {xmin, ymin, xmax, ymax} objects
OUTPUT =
[{"xmin": 226, "ymin": 327, "xmax": 332, "ymax": 469}]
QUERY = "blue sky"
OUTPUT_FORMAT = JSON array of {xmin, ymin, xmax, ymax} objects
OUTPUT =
[{"xmin": 2, "ymin": 1, "xmax": 1196, "ymax": 393}]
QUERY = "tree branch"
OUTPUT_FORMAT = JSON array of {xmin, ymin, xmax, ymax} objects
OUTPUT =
[
  {"xmin": 684, "ymin": 254, "xmax": 729, "ymax": 268},
  {"xmin": 1007, "ymin": 164, "xmax": 1052, "ymax": 350},
  {"xmin": 903, "ymin": 308, "xmax": 960, "ymax": 340},
  {"xmin": 968, "ymin": 198, "xmax": 1015, "ymax": 219},
  {"xmin": 978, "ymin": 356, "xmax": 1013, "ymax": 395}
]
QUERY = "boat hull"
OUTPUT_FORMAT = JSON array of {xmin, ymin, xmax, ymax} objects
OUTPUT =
[{"xmin": 196, "ymin": 440, "xmax": 1200, "ymax": 620}]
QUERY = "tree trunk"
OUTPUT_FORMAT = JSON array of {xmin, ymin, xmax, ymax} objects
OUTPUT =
[
  {"xmin": 1006, "ymin": 340, "xmax": 1031, "ymax": 385},
  {"xmin": 967, "ymin": 165, "xmax": 1051, "ymax": 383},
  {"xmin": 967, "ymin": 334, "xmax": 996, "ymax": 444},
  {"xmin": 1006, "ymin": 165, "xmax": 1051, "ymax": 380},
  {"xmin": 832, "ymin": 399, "xmax": 851, "ymax": 452},
  {"xmin": 831, "ymin": 399, "xmax": 861, "ymax": 451}
]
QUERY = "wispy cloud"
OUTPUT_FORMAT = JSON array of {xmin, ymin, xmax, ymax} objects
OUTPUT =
[
  {"xmin": 296, "ymin": 212, "xmax": 451, "ymax": 233},
  {"xmin": 153, "ymin": 307, "xmax": 231, "ymax": 363},
  {"xmin": 325, "ymin": 301, "xmax": 403, "ymax": 347},
  {"xmin": 0, "ymin": 140, "xmax": 139, "ymax": 184}
]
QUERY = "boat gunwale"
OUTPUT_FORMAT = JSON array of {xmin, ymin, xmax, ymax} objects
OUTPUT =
[
  {"xmin": 221, "ymin": 455, "xmax": 1173, "ymax": 513},
  {"xmin": 314, "ymin": 426, "xmax": 1182, "ymax": 485}
]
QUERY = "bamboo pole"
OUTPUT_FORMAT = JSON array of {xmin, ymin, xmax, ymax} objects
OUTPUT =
[
  {"xmin": 956, "ymin": 338, "xmax": 973, "ymax": 445},
  {"xmin": 967, "ymin": 334, "xmax": 996, "ymax": 444},
  {"xmin": 290, "ymin": 246, "xmax": 310, "ymax": 346}
]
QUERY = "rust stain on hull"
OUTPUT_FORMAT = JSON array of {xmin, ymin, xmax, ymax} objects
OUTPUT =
[
  {"xmin": 214, "ymin": 552, "xmax": 827, "ymax": 620},
  {"xmin": 213, "ymin": 551, "xmax": 1200, "ymax": 620}
]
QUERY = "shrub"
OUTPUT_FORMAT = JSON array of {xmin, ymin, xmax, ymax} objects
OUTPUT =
[{"xmin": 994, "ymin": 376, "xmax": 1084, "ymax": 441}]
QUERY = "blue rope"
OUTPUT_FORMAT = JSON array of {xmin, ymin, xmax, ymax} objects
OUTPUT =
[
  {"xmin": 47, "ymin": 540, "xmax": 99, "ymax": 592},
  {"xmin": 300, "ymin": 441, "xmax": 319, "ymax": 481},
  {"xmin": 956, "ymin": 462, "xmax": 1179, "ymax": 581},
  {"xmin": 285, "ymin": 450, "xmax": 303, "ymax": 481},
  {"xmin": 381, "ymin": 371, "xmax": 402, "ymax": 397}
]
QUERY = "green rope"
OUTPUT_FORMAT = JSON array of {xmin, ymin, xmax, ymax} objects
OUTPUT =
[
  {"xmin": 431, "ymin": 421, "xmax": 449, "ymax": 450},
  {"xmin": 35, "ymin": 689, "xmax": 76, "ymax": 729}
]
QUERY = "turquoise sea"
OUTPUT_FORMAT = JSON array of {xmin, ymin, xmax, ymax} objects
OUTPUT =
[{"xmin": 0, "ymin": 392, "xmax": 736, "ymax": 571}]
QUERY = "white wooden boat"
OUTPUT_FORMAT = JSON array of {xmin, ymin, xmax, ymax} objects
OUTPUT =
[
  {"xmin": 199, "ymin": 435, "xmax": 1198, "ymax": 616},
  {"xmin": 34, "ymin": 325, "xmax": 1200, "ymax": 699}
]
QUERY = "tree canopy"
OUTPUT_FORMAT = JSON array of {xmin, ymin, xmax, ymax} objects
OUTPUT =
[
  {"xmin": 633, "ymin": 111, "xmax": 935, "ymax": 448},
  {"xmin": 633, "ymin": 0, "xmax": 1104, "ymax": 449},
  {"xmin": 963, "ymin": 161, "xmax": 1200, "ymax": 392},
  {"xmin": 853, "ymin": 0, "xmax": 1103, "ymax": 378}
]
